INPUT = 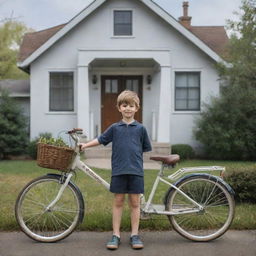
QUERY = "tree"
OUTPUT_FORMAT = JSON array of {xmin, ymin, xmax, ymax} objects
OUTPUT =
[
  {"xmin": 194, "ymin": 0, "xmax": 256, "ymax": 160},
  {"xmin": 0, "ymin": 19, "xmax": 32, "ymax": 79},
  {"xmin": 0, "ymin": 89, "xmax": 28, "ymax": 159}
]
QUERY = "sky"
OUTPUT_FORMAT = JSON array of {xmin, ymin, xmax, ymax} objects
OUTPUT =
[{"xmin": 0, "ymin": 0, "xmax": 242, "ymax": 32}]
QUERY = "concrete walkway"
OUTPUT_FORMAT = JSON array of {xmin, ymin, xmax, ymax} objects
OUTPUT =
[
  {"xmin": 84, "ymin": 158, "xmax": 161, "ymax": 170},
  {"xmin": 0, "ymin": 231, "xmax": 255, "ymax": 256}
]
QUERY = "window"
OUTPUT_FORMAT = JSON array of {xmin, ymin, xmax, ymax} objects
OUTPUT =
[
  {"xmin": 175, "ymin": 72, "xmax": 200, "ymax": 111},
  {"xmin": 114, "ymin": 10, "xmax": 132, "ymax": 36},
  {"xmin": 105, "ymin": 79, "xmax": 118, "ymax": 93},
  {"xmin": 126, "ymin": 79, "xmax": 139, "ymax": 94},
  {"xmin": 49, "ymin": 72, "xmax": 74, "ymax": 111}
]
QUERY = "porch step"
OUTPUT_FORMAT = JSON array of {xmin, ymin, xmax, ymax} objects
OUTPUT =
[{"xmin": 83, "ymin": 142, "xmax": 171, "ymax": 161}]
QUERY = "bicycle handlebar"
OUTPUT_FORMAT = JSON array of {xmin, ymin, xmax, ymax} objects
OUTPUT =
[
  {"xmin": 66, "ymin": 128, "xmax": 86, "ymax": 152},
  {"xmin": 67, "ymin": 128, "xmax": 83, "ymax": 134}
]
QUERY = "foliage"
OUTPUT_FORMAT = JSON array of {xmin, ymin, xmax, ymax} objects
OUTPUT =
[
  {"xmin": 27, "ymin": 134, "xmax": 71, "ymax": 159},
  {"xmin": 171, "ymin": 144, "xmax": 195, "ymax": 160},
  {"xmin": 194, "ymin": 0, "xmax": 256, "ymax": 160},
  {"xmin": 225, "ymin": 167, "xmax": 256, "ymax": 203},
  {"xmin": 0, "ymin": 19, "xmax": 32, "ymax": 79},
  {"xmin": 27, "ymin": 133, "xmax": 52, "ymax": 159},
  {"xmin": 0, "ymin": 89, "xmax": 28, "ymax": 159},
  {"xmin": 38, "ymin": 137, "xmax": 70, "ymax": 148}
]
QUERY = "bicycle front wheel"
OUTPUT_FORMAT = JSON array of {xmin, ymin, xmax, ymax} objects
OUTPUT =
[
  {"xmin": 15, "ymin": 174, "xmax": 84, "ymax": 242},
  {"xmin": 166, "ymin": 174, "xmax": 235, "ymax": 241}
]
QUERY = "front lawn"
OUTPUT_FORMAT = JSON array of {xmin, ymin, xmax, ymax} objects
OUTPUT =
[{"xmin": 0, "ymin": 160, "xmax": 255, "ymax": 231}]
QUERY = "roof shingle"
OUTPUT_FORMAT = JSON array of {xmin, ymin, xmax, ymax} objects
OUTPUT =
[
  {"xmin": 189, "ymin": 26, "xmax": 229, "ymax": 56},
  {"xmin": 18, "ymin": 24, "xmax": 65, "ymax": 62}
]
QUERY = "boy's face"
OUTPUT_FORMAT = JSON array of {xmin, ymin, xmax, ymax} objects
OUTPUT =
[{"xmin": 118, "ymin": 103, "xmax": 138, "ymax": 120}]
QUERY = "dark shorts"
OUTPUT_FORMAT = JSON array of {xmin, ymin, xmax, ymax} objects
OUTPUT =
[{"xmin": 110, "ymin": 175, "xmax": 144, "ymax": 194}]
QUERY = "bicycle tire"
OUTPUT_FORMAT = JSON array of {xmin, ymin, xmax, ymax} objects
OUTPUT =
[
  {"xmin": 15, "ymin": 174, "xmax": 84, "ymax": 242},
  {"xmin": 165, "ymin": 174, "xmax": 235, "ymax": 241}
]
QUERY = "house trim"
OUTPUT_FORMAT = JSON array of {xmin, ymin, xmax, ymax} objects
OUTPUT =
[
  {"xmin": 7, "ymin": 93, "xmax": 30, "ymax": 97},
  {"xmin": 17, "ymin": 0, "xmax": 227, "ymax": 69}
]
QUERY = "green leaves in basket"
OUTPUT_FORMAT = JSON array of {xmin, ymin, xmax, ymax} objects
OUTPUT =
[{"xmin": 38, "ymin": 137, "xmax": 71, "ymax": 148}]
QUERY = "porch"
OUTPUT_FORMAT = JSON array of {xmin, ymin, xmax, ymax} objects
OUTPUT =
[{"xmin": 77, "ymin": 49, "xmax": 172, "ymax": 144}]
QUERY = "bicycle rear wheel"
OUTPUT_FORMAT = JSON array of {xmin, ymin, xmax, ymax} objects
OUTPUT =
[
  {"xmin": 166, "ymin": 174, "xmax": 235, "ymax": 241},
  {"xmin": 15, "ymin": 174, "xmax": 84, "ymax": 242}
]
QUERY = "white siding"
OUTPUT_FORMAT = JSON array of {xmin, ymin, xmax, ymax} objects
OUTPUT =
[{"xmin": 30, "ymin": 0, "xmax": 220, "ymax": 147}]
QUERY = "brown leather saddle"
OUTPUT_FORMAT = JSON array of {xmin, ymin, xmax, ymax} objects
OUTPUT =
[{"xmin": 150, "ymin": 154, "xmax": 180, "ymax": 166}]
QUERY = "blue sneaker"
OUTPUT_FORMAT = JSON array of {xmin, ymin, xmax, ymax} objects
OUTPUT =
[
  {"xmin": 130, "ymin": 235, "xmax": 144, "ymax": 249},
  {"xmin": 106, "ymin": 235, "xmax": 120, "ymax": 250}
]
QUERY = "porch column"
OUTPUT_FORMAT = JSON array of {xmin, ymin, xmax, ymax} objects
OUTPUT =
[
  {"xmin": 77, "ymin": 65, "xmax": 90, "ymax": 139},
  {"xmin": 157, "ymin": 66, "xmax": 171, "ymax": 143}
]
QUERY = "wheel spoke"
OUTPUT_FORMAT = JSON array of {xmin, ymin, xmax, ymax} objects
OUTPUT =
[
  {"xmin": 167, "ymin": 176, "xmax": 234, "ymax": 241},
  {"xmin": 15, "ymin": 176, "xmax": 82, "ymax": 242}
]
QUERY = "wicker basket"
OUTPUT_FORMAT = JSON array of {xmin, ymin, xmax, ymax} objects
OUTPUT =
[{"xmin": 37, "ymin": 143, "xmax": 75, "ymax": 171}]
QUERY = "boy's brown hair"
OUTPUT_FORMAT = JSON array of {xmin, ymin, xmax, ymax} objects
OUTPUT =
[{"xmin": 117, "ymin": 90, "xmax": 140, "ymax": 109}]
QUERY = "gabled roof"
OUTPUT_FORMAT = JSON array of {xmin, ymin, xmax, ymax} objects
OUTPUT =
[
  {"xmin": 18, "ymin": 0, "xmax": 229, "ymax": 69},
  {"xmin": 18, "ymin": 24, "xmax": 65, "ymax": 63},
  {"xmin": 189, "ymin": 26, "xmax": 229, "ymax": 57}
]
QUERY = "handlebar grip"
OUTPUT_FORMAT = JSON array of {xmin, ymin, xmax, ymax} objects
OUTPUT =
[
  {"xmin": 79, "ymin": 144, "xmax": 83, "ymax": 152},
  {"xmin": 67, "ymin": 128, "xmax": 83, "ymax": 134}
]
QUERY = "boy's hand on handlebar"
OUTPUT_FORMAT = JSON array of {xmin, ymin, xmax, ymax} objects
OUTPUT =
[
  {"xmin": 79, "ymin": 143, "xmax": 87, "ymax": 151},
  {"xmin": 79, "ymin": 139, "xmax": 100, "ymax": 151}
]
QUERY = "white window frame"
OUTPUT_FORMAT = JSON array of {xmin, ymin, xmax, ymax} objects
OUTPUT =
[
  {"xmin": 46, "ymin": 69, "xmax": 77, "ymax": 115},
  {"xmin": 111, "ymin": 8, "xmax": 135, "ymax": 38},
  {"xmin": 172, "ymin": 69, "xmax": 202, "ymax": 114}
]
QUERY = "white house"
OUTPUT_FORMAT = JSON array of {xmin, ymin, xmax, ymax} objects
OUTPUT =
[{"xmin": 18, "ymin": 0, "xmax": 228, "ymax": 151}]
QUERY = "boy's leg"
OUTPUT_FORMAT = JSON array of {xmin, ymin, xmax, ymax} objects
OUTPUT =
[
  {"xmin": 112, "ymin": 193, "xmax": 125, "ymax": 237},
  {"xmin": 128, "ymin": 193, "xmax": 144, "ymax": 249},
  {"xmin": 128, "ymin": 194, "xmax": 141, "ymax": 236}
]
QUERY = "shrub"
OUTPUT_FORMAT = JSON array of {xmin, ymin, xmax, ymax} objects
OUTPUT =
[
  {"xmin": 27, "ymin": 132, "xmax": 52, "ymax": 159},
  {"xmin": 194, "ymin": 0, "xmax": 256, "ymax": 161},
  {"xmin": 171, "ymin": 144, "xmax": 195, "ymax": 160},
  {"xmin": 0, "ymin": 89, "xmax": 28, "ymax": 159},
  {"xmin": 224, "ymin": 167, "xmax": 256, "ymax": 203}
]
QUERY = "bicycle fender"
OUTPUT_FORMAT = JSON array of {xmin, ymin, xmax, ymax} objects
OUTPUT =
[
  {"xmin": 163, "ymin": 173, "xmax": 235, "ymax": 206},
  {"xmin": 46, "ymin": 173, "xmax": 85, "ymax": 223}
]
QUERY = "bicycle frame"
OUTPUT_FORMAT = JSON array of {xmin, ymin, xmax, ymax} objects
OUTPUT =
[{"xmin": 46, "ymin": 132, "xmax": 226, "ymax": 217}]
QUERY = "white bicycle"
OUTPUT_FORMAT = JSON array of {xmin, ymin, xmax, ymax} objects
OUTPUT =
[{"xmin": 15, "ymin": 128, "xmax": 235, "ymax": 243}]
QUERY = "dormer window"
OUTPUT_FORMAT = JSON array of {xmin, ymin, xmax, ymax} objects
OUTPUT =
[{"xmin": 114, "ymin": 10, "xmax": 132, "ymax": 36}]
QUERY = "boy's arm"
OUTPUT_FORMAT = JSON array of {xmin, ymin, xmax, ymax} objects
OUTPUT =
[
  {"xmin": 80, "ymin": 138, "xmax": 100, "ymax": 151},
  {"xmin": 80, "ymin": 124, "xmax": 113, "ymax": 151}
]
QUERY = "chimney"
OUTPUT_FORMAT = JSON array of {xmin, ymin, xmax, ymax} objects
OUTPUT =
[{"xmin": 179, "ymin": 1, "xmax": 192, "ymax": 29}]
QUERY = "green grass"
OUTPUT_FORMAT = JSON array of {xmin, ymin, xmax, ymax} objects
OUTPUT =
[{"xmin": 0, "ymin": 159, "xmax": 255, "ymax": 231}]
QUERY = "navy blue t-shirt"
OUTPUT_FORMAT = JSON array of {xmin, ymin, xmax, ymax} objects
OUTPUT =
[{"xmin": 98, "ymin": 121, "xmax": 152, "ymax": 176}]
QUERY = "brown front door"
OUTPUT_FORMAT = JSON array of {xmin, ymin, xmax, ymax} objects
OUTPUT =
[{"xmin": 101, "ymin": 75, "xmax": 143, "ymax": 132}]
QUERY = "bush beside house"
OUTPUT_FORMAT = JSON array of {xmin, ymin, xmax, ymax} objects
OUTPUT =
[
  {"xmin": 171, "ymin": 144, "xmax": 195, "ymax": 160},
  {"xmin": 194, "ymin": 0, "xmax": 256, "ymax": 160},
  {"xmin": 0, "ymin": 89, "xmax": 28, "ymax": 159}
]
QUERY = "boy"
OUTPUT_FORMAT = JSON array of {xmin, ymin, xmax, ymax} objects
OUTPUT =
[{"xmin": 80, "ymin": 90, "xmax": 152, "ymax": 250}]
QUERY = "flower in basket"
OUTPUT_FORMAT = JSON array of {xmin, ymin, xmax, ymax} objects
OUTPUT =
[
  {"xmin": 37, "ymin": 137, "xmax": 74, "ymax": 170},
  {"xmin": 38, "ymin": 137, "xmax": 71, "ymax": 149}
]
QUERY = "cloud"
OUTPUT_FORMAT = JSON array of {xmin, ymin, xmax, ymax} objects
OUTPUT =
[
  {"xmin": 154, "ymin": 0, "xmax": 241, "ymax": 26},
  {"xmin": 0, "ymin": 0, "xmax": 242, "ymax": 31},
  {"xmin": 189, "ymin": 0, "xmax": 241, "ymax": 25},
  {"xmin": 0, "ymin": 0, "xmax": 93, "ymax": 30}
]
